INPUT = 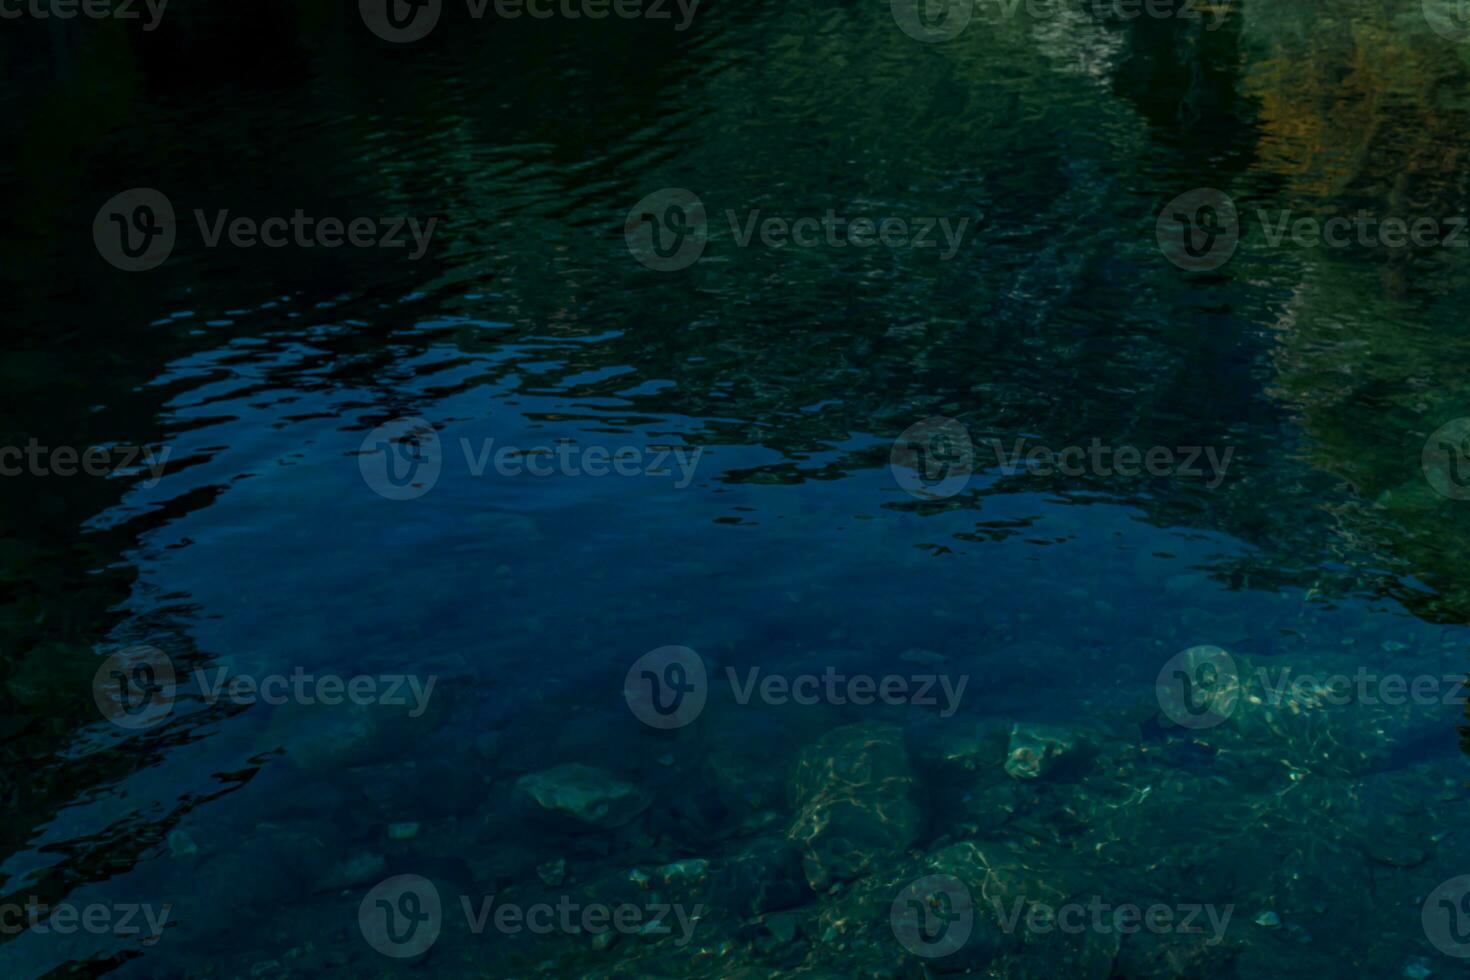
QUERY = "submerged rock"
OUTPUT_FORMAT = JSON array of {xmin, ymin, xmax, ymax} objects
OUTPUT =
[
  {"xmin": 704, "ymin": 748, "xmax": 787, "ymax": 823},
  {"xmin": 803, "ymin": 857, "xmax": 1012, "ymax": 974},
  {"xmin": 787, "ymin": 722, "xmax": 926, "ymax": 890},
  {"xmin": 167, "ymin": 829, "xmax": 200, "ymax": 861},
  {"xmin": 271, "ymin": 692, "xmax": 448, "ymax": 773},
  {"xmin": 923, "ymin": 841, "xmax": 1129, "ymax": 976},
  {"xmin": 698, "ymin": 698, "xmax": 838, "ymax": 831},
  {"xmin": 649, "ymin": 858, "xmax": 711, "ymax": 888},
  {"xmin": 386, "ymin": 821, "xmax": 420, "ymax": 841},
  {"xmin": 1116, "ymin": 932, "xmax": 1237, "ymax": 979},
  {"xmin": 956, "ymin": 781, "xmax": 1023, "ymax": 834},
  {"xmin": 753, "ymin": 909, "xmax": 800, "ymax": 952},
  {"xmin": 1186, "ymin": 649, "xmax": 1444, "ymax": 776},
  {"xmin": 317, "ymin": 851, "xmax": 387, "ymax": 891},
  {"xmin": 516, "ymin": 763, "xmax": 652, "ymax": 831},
  {"xmin": 909, "ymin": 715, "xmax": 1011, "ymax": 774},
  {"xmin": 1004, "ymin": 723, "xmax": 1084, "ymax": 780},
  {"xmin": 927, "ymin": 840, "xmax": 1077, "ymax": 912},
  {"xmin": 718, "ymin": 837, "xmax": 806, "ymax": 915},
  {"xmin": 991, "ymin": 925, "xmax": 1120, "ymax": 979}
]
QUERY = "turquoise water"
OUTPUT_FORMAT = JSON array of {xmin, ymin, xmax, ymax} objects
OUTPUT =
[{"xmin": 5, "ymin": 0, "xmax": 1470, "ymax": 976}]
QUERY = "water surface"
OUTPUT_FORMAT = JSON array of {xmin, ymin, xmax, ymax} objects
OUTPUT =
[{"xmin": 4, "ymin": 1, "xmax": 1470, "ymax": 976}]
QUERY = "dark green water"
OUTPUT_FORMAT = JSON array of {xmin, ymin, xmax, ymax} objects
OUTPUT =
[{"xmin": 6, "ymin": 0, "xmax": 1470, "ymax": 976}]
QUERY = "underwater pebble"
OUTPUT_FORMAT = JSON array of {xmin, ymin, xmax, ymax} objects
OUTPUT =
[
  {"xmin": 1254, "ymin": 910, "xmax": 1280, "ymax": 928},
  {"xmin": 1004, "ymin": 723, "xmax": 1082, "ymax": 780},
  {"xmin": 318, "ymin": 852, "xmax": 387, "ymax": 891},
  {"xmin": 653, "ymin": 858, "xmax": 710, "ymax": 886},
  {"xmin": 516, "ymin": 763, "xmax": 652, "ymax": 830},
  {"xmin": 386, "ymin": 821, "xmax": 420, "ymax": 841},
  {"xmin": 722, "ymin": 837, "xmax": 805, "ymax": 915},
  {"xmin": 167, "ymin": 829, "xmax": 199, "ymax": 859},
  {"xmin": 1403, "ymin": 957, "xmax": 1432, "ymax": 979}
]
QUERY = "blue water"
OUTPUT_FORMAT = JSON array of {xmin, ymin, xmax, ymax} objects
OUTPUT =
[{"xmin": 5, "ymin": 0, "xmax": 1470, "ymax": 976}]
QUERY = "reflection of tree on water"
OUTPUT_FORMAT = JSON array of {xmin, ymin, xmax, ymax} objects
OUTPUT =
[
  {"xmin": 1113, "ymin": 2, "xmax": 1470, "ymax": 759},
  {"xmin": 1107, "ymin": 0, "xmax": 1257, "ymax": 162},
  {"xmin": 1016, "ymin": 1, "xmax": 1470, "ymax": 632},
  {"xmin": 1236, "ymin": 5, "xmax": 1470, "ymax": 625}
]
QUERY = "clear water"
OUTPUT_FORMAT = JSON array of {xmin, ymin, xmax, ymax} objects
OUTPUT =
[{"xmin": 5, "ymin": 1, "xmax": 1470, "ymax": 976}]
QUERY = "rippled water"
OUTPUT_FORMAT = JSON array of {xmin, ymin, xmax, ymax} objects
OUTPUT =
[{"xmin": 6, "ymin": 0, "xmax": 1470, "ymax": 976}]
